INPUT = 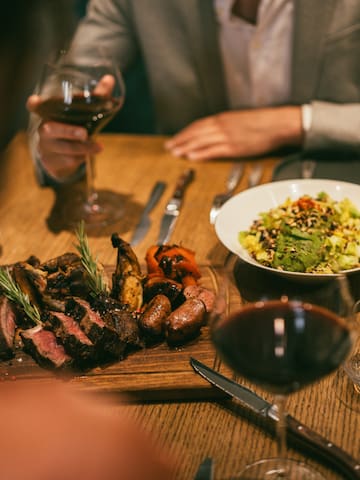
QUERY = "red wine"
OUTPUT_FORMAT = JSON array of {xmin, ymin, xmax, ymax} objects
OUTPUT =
[
  {"xmin": 212, "ymin": 300, "xmax": 351, "ymax": 394},
  {"xmin": 34, "ymin": 94, "xmax": 123, "ymax": 135}
]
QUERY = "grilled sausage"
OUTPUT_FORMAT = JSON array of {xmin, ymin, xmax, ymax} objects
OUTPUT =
[
  {"xmin": 139, "ymin": 294, "xmax": 172, "ymax": 339},
  {"xmin": 183, "ymin": 285, "xmax": 215, "ymax": 312},
  {"xmin": 165, "ymin": 298, "xmax": 206, "ymax": 345}
]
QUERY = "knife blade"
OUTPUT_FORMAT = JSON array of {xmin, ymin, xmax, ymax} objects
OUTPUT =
[
  {"xmin": 157, "ymin": 168, "xmax": 195, "ymax": 245},
  {"xmin": 130, "ymin": 181, "xmax": 166, "ymax": 246},
  {"xmin": 190, "ymin": 357, "xmax": 360, "ymax": 480}
]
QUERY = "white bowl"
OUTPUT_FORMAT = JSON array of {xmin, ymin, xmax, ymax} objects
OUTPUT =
[{"xmin": 215, "ymin": 178, "xmax": 360, "ymax": 282}]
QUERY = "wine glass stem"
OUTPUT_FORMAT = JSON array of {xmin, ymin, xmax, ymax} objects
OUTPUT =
[
  {"xmin": 274, "ymin": 394, "xmax": 287, "ymax": 460},
  {"xmin": 85, "ymin": 152, "xmax": 98, "ymax": 208}
]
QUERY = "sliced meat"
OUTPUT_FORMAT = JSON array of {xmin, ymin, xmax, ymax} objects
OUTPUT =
[
  {"xmin": 65, "ymin": 297, "xmax": 126, "ymax": 360},
  {"xmin": 183, "ymin": 285, "xmax": 215, "ymax": 313},
  {"xmin": 165, "ymin": 298, "xmax": 206, "ymax": 345},
  {"xmin": 95, "ymin": 295, "xmax": 141, "ymax": 349},
  {"xmin": 20, "ymin": 325, "xmax": 72, "ymax": 369},
  {"xmin": 44, "ymin": 311, "xmax": 95, "ymax": 364},
  {"xmin": 139, "ymin": 294, "xmax": 172, "ymax": 339},
  {"xmin": 0, "ymin": 296, "xmax": 17, "ymax": 360}
]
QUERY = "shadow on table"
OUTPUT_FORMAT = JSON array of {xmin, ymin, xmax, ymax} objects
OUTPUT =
[
  {"xmin": 232, "ymin": 258, "xmax": 360, "ymax": 303},
  {"xmin": 46, "ymin": 181, "xmax": 143, "ymax": 237}
]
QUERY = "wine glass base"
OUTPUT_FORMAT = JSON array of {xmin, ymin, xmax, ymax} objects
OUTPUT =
[
  {"xmin": 62, "ymin": 190, "xmax": 124, "ymax": 230},
  {"xmin": 333, "ymin": 367, "xmax": 360, "ymax": 413},
  {"xmin": 234, "ymin": 458, "xmax": 325, "ymax": 479}
]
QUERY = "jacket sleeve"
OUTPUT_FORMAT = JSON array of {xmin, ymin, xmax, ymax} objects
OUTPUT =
[
  {"xmin": 70, "ymin": 0, "xmax": 139, "ymax": 70},
  {"xmin": 304, "ymin": 101, "xmax": 360, "ymax": 154}
]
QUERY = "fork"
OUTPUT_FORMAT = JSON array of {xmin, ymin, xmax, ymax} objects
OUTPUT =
[{"xmin": 209, "ymin": 163, "xmax": 244, "ymax": 224}]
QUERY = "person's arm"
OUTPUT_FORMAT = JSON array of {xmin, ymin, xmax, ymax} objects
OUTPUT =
[{"xmin": 165, "ymin": 106, "xmax": 303, "ymax": 161}]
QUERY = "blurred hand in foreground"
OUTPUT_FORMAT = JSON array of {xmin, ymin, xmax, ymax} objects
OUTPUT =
[{"xmin": 0, "ymin": 381, "xmax": 175, "ymax": 480}]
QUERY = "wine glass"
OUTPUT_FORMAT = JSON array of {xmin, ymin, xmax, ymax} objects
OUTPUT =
[
  {"xmin": 211, "ymin": 274, "xmax": 357, "ymax": 479},
  {"xmin": 334, "ymin": 298, "xmax": 360, "ymax": 412},
  {"xmin": 33, "ymin": 49, "xmax": 125, "ymax": 228}
]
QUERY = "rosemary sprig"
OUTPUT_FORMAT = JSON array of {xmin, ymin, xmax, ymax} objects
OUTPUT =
[
  {"xmin": 74, "ymin": 221, "xmax": 108, "ymax": 296},
  {"xmin": 0, "ymin": 267, "xmax": 42, "ymax": 325}
]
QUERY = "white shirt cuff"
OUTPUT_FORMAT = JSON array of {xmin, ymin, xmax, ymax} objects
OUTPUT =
[{"xmin": 301, "ymin": 104, "xmax": 313, "ymax": 133}]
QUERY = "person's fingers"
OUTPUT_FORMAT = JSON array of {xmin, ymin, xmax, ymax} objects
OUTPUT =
[
  {"xmin": 94, "ymin": 74, "xmax": 116, "ymax": 96},
  {"xmin": 39, "ymin": 121, "xmax": 88, "ymax": 142},
  {"xmin": 186, "ymin": 143, "xmax": 235, "ymax": 161},
  {"xmin": 165, "ymin": 118, "xmax": 217, "ymax": 149},
  {"xmin": 40, "ymin": 152, "xmax": 86, "ymax": 178},
  {"xmin": 169, "ymin": 132, "xmax": 226, "ymax": 158},
  {"xmin": 26, "ymin": 94, "xmax": 42, "ymax": 112},
  {"xmin": 39, "ymin": 136, "xmax": 102, "ymax": 156}
]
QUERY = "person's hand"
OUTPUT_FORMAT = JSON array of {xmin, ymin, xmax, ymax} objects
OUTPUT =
[
  {"xmin": 26, "ymin": 75, "xmax": 116, "ymax": 181},
  {"xmin": 165, "ymin": 106, "xmax": 303, "ymax": 161},
  {"xmin": 0, "ymin": 381, "xmax": 175, "ymax": 480}
]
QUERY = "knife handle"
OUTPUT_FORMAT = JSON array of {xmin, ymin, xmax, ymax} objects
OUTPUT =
[
  {"xmin": 286, "ymin": 414, "xmax": 360, "ymax": 479},
  {"xmin": 173, "ymin": 169, "xmax": 195, "ymax": 199}
]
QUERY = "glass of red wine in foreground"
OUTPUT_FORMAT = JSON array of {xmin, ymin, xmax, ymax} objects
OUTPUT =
[
  {"xmin": 334, "ymin": 298, "xmax": 360, "ymax": 412},
  {"xmin": 33, "ymin": 50, "xmax": 125, "ymax": 228},
  {"xmin": 211, "ymin": 275, "xmax": 357, "ymax": 479}
]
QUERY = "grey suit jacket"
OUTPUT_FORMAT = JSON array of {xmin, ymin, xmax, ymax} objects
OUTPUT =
[{"xmin": 69, "ymin": 0, "xmax": 360, "ymax": 153}]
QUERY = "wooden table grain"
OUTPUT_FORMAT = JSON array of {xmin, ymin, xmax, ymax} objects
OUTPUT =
[{"xmin": 0, "ymin": 132, "xmax": 359, "ymax": 479}]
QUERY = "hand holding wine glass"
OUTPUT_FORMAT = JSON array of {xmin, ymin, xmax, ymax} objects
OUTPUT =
[
  {"xmin": 30, "ymin": 49, "xmax": 125, "ymax": 228},
  {"xmin": 211, "ymin": 274, "xmax": 357, "ymax": 479}
]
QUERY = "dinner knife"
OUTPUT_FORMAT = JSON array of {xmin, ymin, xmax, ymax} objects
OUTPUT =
[
  {"xmin": 157, "ymin": 168, "xmax": 195, "ymax": 245},
  {"xmin": 130, "ymin": 181, "xmax": 166, "ymax": 246},
  {"xmin": 190, "ymin": 357, "xmax": 360, "ymax": 480}
]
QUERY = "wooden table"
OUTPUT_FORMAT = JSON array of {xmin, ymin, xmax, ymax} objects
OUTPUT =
[{"xmin": 0, "ymin": 132, "xmax": 359, "ymax": 479}]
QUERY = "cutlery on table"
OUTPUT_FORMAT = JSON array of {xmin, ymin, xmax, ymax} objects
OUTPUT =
[
  {"xmin": 248, "ymin": 163, "xmax": 263, "ymax": 187},
  {"xmin": 301, "ymin": 159, "xmax": 316, "ymax": 179},
  {"xmin": 194, "ymin": 457, "xmax": 214, "ymax": 480},
  {"xmin": 130, "ymin": 181, "xmax": 166, "ymax": 246},
  {"xmin": 157, "ymin": 168, "xmax": 195, "ymax": 245},
  {"xmin": 190, "ymin": 357, "xmax": 360, "ymax": 480},
  {"xmin": 209, "ymin": 163, "xmax": 244, "ymax": 224}
]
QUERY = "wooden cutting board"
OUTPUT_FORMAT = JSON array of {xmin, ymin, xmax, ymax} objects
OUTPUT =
[{"xmin": 0, "ymin": 266, "xmax": 241, "ymax": 401}]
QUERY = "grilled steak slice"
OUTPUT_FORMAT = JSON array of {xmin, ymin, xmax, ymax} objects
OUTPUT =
[
  {"xmin": 20, "ymin": 325, "xmax": 72, "ymax": 369},
  {"xmin": 65, "ymin": 297, "xmax": 126, "ymax": 360},
  {"xmin": 44, "ymin": 311, "xmax": 95, "ymax": 364},
  {"xmin": 0, "ymin": 296, "xmax": 17, "ymax": 360},
  {"xmin": 92, "ymin": 294, "xmax": 141, "ymax": 349}
]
